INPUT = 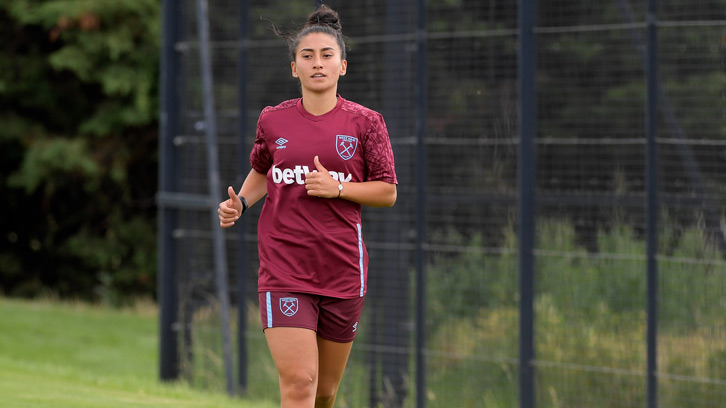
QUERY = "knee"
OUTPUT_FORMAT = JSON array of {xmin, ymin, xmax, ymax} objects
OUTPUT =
[
  {"xmin": 315, "ymin": 394, "xmax": 337, "ymax": 407},
  {"xmin": 280, "ymin": 369, "xmax": 317, "ymax": 401},
  {"xmin": 315, "ymin": 385, "xmax": 338, "ymax": 406}
]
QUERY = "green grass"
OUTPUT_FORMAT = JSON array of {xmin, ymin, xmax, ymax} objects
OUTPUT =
[
  {"xmin": 5, "ymin": 216, "xmax": 721, "ymax": 407},
  {"xmin": 0, "ymin": 297, "xmax": 276, "ymax": 408}
]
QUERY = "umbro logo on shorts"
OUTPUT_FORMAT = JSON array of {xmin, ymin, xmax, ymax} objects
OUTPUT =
[{"xmin": 280, "ymin": 297, "xmax": 298, "ymax": 317}]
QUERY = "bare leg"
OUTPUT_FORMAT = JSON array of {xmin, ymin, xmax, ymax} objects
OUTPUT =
[
  {"xmin": 265, "ymin": 327, "xmax": 319, "ymax": 408},
  {"xmin": 315, "ymin": 337, "xmax": 354, "ymax": 408}
]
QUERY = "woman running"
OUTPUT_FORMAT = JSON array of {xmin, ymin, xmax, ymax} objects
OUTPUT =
[{"xmin": 218, "ymin": 4, "xmax": 397, "ymax": 407}]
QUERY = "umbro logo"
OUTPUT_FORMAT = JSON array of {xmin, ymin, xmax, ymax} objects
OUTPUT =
[{"xmin": 275, "ymin": 138, "xmax": 288, "ymax": 149}]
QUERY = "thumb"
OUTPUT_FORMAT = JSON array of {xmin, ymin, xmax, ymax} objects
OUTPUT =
[
  {"xmin": 227, "ymin": 186, "xmax": 240, "ymax": 207},
  {"xmin": 313, "ymin": 155, "xmax": 328, "ymax": 173}
]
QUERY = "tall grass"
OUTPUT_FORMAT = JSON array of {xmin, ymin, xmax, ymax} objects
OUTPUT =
[
  {"xmin": 180, "ymin": 218, "xmax": 725, "ymax": 407},
  {"xmin": 423, "ymin": 218, "xmax": 726, "ymax": 407}
]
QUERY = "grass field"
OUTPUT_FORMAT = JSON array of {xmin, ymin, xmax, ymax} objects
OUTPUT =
[
  {"xmin": 0, "ymin": 297, "xmax": 276, "ymax": 408},
  {"xmin": 3, "ymin": 220, "xmax": 722, "ymax": 407}
]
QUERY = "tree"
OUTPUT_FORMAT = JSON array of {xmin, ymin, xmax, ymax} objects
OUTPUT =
[{"xmin": 0, "ymin": 0, "xmax": 160, "ymax": 303}]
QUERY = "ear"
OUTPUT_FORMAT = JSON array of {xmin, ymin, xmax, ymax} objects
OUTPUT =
[
  {"xmin": 291, "ymin": 61, "xmax": 298, "ymax": 78},
  {"xmin": 339, "ymin": 59, "xmax": 347, "ymax": 76}
]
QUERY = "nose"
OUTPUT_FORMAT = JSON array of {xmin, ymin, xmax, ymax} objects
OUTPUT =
[{"xmin": 313, "ymin": 55, "xmax": 323, "ymax": 68}]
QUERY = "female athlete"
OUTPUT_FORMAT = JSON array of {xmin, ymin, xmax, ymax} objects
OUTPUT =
[{"xmin": 218, "ymin": 4, "xmax": 397, "ymax": 407}]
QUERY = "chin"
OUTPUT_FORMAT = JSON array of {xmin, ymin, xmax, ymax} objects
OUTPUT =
[{"xmin": 304, "ymin": 84, "xmax": 337, "ymax": 93}]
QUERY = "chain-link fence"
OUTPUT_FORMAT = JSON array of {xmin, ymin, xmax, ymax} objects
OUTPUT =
[{"xmin": 157, "ymin": 1, "xmax": 726, "ymax": 406}]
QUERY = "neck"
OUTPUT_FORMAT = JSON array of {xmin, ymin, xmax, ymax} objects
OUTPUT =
[{"xmin": 301, "ymin": 88, "xmax": 338, "ymax": 116}]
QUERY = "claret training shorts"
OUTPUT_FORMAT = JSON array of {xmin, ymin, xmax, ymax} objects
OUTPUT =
[{"xmin": 259, "ymin": 291, "xmax": 365, "ymax": 343}]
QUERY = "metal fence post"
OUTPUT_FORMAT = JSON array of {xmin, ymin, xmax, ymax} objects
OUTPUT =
[
  {"xmin": 380, "ymin": 1, "xmax": 414, "ymax": 405},
  {"xmin": 518, "ymin": 0, "xmax": 537, "ymax": 407},
  {"xmin": 195, "ymin": 0, "xmax": 235, "ymax": 396},
  {"xmin": 159, "ymin": 0, "xmax": 181, "ymax": 382},
  {"xmin": 415, "ymin": 0, "xmax": 428, "ymax": 406},
  {"xmin": 645, "ymin": 0, "xmax": 659, "ymax": 407},
  {"xmin": 236, "ymin": 0, "xmax": 250, "ymax": 394}
]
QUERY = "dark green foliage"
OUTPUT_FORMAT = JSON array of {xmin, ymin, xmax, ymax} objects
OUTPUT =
[{"xmin": 0, "ymin": 1, "xmax": 160, "ymax": 303}]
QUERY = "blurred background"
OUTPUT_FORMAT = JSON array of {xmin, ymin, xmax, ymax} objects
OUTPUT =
[{"xmin": 2, "ymin": 0, "xmax": 726, "ymax": 407}]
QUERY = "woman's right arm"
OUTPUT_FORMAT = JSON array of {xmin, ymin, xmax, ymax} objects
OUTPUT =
[
  {"xmin": 237, "ymin": 168, "xmax": 268, "ymax": 205},
  {"xmin": 218, "ymin": 169, "xmax": 267, "ymax": 228}
]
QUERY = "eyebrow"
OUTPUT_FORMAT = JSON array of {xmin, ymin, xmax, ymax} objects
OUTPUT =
[{"xmin": 299, "ymin": 47, "xmax": 336, "ymax": 53}]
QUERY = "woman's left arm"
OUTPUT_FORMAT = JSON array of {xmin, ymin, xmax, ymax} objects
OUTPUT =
[
  {"xmin": 305, "ymin": 155, "xmax": 397, "ymax": 207},
  {"xmin": 338, "ymin": 180, "xmax": 397, "ymax": 207}
]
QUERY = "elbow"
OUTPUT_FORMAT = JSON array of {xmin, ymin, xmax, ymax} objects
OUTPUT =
[
  {"xmin": 366, "ymin": 183, "xmax": 397, "ymax": 207},
  {"xmin": 385, "ymin": 185, "xmax": 397, "ymax": 207}
]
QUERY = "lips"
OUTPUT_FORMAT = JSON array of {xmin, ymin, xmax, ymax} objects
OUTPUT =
[{"xmin": 311, "ymin": 74, "xmax": 326, "ymax": 78}]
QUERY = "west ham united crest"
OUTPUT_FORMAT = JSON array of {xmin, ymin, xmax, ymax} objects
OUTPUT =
[
  {"xmin": 280, "ymin": 297, "xmax": 298, "ymax": 317},
  {"xmin": 336, "ymin": 135, "xmax": 358, "ymax": 160}
]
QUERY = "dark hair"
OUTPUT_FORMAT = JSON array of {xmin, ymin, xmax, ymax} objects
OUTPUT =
[{"xmin": 276, "ymin": 4, "xmax": 346, "ymax": 62}]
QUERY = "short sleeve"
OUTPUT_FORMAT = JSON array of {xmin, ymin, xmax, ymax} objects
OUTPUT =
[
  {"xmin": 249, "ymin": 115, "xmax": 272, "ymax": 174},
  {"xmin": 363, "ymin": 113, "xmax": 397, "ymax": 184}
]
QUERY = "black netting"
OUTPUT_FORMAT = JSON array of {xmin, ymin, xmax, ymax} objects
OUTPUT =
[{"xmin": 161, "ymin": 0, "xmax": 726, "ymax": 406}]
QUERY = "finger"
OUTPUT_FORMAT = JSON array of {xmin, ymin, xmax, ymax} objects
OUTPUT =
[
  {"xmin": 219, "ymin": 214, "xmax": 238, "ymax": 225},
  {"xmin": 305, "ymin": 179, "xmax": 325, "ymax": 193},
  {"xmin": 227, "ymin": 186, "xmax": 241, "ymax": 207},
  {"xmin": 219, "ymin": 202, "xmax": 238, "ymax": 215},
  {"xmin": 304, "ymin": 171, "xmax": 321, "ymax": 184},
  {"xmin": 219, "ymin": 216, "xmax": 238, "ymax": 227},
  {"xmin": 305, "ymin": 183, "xmax": 328, "ymax": 197},
  {"xmin": 313, "ymin": 155, "xmax": 327, "ymax": 173},
  {"xmin": 219, "ymin": 213, "xmax": 237, "ymax": 221}
]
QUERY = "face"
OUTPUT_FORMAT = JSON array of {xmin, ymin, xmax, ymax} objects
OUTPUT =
[{"xmin": 291, "ymin": 32, "xmax": 347, "ymax": 94}]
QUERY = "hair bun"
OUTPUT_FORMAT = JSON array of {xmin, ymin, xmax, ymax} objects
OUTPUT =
[{"xmin": 306, "ymin": 4, "xmax": 342, "ymax": 32}]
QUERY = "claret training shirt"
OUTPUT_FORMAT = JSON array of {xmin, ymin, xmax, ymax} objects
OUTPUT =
[{"xmin": 250, "ymin": 96, "xmax": 397, "ymax": 299}]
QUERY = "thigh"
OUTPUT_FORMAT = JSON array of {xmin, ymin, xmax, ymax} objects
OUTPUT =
[
  {"xmin": 316, "ymin": 336, "xmax": 354, "ymax": 395},
  {"xmin": 265, "ymin": 327, "xmax": 319, "ymax": 380}
]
